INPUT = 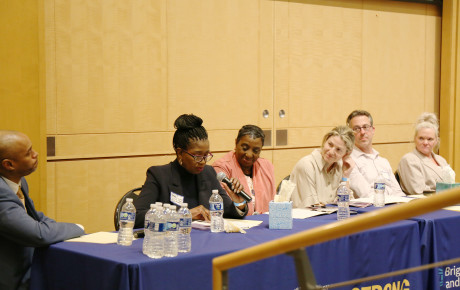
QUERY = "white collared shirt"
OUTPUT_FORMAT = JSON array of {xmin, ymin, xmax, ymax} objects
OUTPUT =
[
  {"xmin": 350, "ymin": 147, "xmax": 404, "ymax": 198},
  {"xmin": 1, "ymin": 176, "xmax": 21, "ymax": 195}
]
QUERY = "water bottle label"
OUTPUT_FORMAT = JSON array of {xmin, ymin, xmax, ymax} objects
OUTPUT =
[
  {"xmin": 166, "ymin": 221, "xmax": 179, "ymax": 231},
  {"xmin": 146, "ymin": 221, "xmax": 155, "ymax": 230},
  {"xmin": 337, "ymin": 194, "xmax": 349, "ymax": 202},
  {"xmin": 179, "ymin": 218, "xmax": 192, "ymax": 227},
  {"xmin": 374, "ymin": 182, "xmax": 385, "ymax": 190},
  {"xmin": 210, "ymin": 202, "xmax": 223, "ymax": 211},
  {"xmin": 120, "ymin": 212, "xmax": 135, "ymax": 222},
  {"xmin": 155, "ymin": 222, "xmax": 165, "ymax": 232}
]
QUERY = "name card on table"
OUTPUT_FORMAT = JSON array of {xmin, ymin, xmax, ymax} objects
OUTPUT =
[{"xmin": 269, "ymin": 201, "xmax": 292, "ymax": 230}]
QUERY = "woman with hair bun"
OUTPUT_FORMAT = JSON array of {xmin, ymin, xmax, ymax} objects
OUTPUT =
[
  {"xmin": 398, "ymin": 112, "xmax": 455, "ymax": 194},
  {"xmin": 134, "ymin": 114, "xmax": 247, "ymax": 228}
]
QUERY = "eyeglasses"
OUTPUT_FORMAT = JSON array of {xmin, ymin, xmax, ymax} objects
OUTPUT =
[
  {"xmin": 352, "ymin": 124, "xmax": 373, "ymax": 133},
  {"xmin": 183, "ymin": 150, "xmax": 213, "ymax": 163}
]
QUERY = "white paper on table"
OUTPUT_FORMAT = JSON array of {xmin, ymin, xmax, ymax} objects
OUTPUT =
[
  {"xmin": 353, "ymin": 196, "xmax": 413, "ymax": 204},
  {"xmin": 292, "ymin": 208, "xmax": 329, "ymax": 219},
  {"xmin": 224, "ymin": 218, "xmax": 263, "ymax": 229},
  {"xmin": 443, "ymin": 206, "xmax": 460, "ymax": 212},
  {"xmin": 192, "ymin": 220, "xmax": 211, "ymax": 230},
  {"xmin": 65, "ymin": 232, "xmax": 122, "ymax": 244},
  {"xmin": 192, "ymin": 219, "xmax": 263, "ymax": 233},
  {"xmin": 406, "ymin": 194, "xmax": 427, "ymax": 199}
]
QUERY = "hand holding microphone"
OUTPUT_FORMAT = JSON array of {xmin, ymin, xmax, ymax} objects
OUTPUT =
[{"xmin": 216, "ymin": 172, "xmax": 253, "ymax": 202}]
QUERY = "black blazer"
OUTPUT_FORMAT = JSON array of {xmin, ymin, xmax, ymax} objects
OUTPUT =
[{"xmin": 134, "ymin": 160, "xmax": 247, "ymax": 228}]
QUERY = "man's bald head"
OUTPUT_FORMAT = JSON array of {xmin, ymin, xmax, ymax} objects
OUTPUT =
[
  {"xmin": 0, "ymin": 131, "xmax": 26, "ymax": 161},
  {"xmin": 0, "ymin": 131, "xmax": 38, "ymax": 182}
]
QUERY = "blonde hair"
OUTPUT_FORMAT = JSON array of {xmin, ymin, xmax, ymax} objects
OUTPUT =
[
  {"xmin": 414, "ymin": 112, "xmax": 439, "ymax": 151},
  {"xmin": 322, "ymin": 126, "xmax": 355, "ymax": 154}
]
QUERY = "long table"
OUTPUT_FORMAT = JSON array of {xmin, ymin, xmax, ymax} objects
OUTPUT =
[{"xmin": 30, "ymin": 211, "xmax": 435, "ymax": 290}]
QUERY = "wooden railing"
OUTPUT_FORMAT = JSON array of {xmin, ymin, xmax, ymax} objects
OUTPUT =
[{"xmin": 212, "ymin": 187, "xmax": 460, "ymax": 289}]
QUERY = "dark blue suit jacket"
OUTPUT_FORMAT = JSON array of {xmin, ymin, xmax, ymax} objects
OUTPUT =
[
  {"xmin": 0, "ymin": 177, "xmax": 84, "ymax": 290},
  {"xmin": 134, "ymin": 159, "xmax": 247, "ymax": 228}
]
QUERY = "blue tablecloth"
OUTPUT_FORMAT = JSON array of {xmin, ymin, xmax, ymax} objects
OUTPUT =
[
  {"xmin": 350, "ymin": 203, "xmax": 460, "ymax": 290},
  {"xmin": 31, "ymin": 213, "xmax": 427, "ymax": 290}
]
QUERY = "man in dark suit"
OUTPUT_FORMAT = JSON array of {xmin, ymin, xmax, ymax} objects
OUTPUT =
[{"xmin": 0, "ymin": 130, "xmax": 85, "ymax": 290}]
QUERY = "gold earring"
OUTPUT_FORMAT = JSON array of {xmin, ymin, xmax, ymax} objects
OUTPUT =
[{"xmin": 179, "ymin": 159, "xmax": 183, "ymax": 165}]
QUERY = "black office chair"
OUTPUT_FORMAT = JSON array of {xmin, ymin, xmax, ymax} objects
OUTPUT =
[
  {"xmin": 276, "ymin": 175, "xmax": 290, "ymax": 194},
  {"xmin": 114, "ymin": 187, "xmax": 142, "ymax": 231}
]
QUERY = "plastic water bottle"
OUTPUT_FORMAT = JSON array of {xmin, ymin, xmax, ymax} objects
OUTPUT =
[
  {"xmin": 150, "ymin": 205, "xmax": 166, "ymax": 259},
  {"xmin": 143, "ymin": 204, "xmax": 156, "ymax": 255},
  {"xmin": 117, "ymin": 198, "xmax": 136, "ymax": 246},
  {"xmin": 374, "ymin": 173, "xmax": 386, "ymax": 207},
  {"xmin": 337, "ymin": 178, "xmax": 350, "ymax": 221},
  {"xmin": 164, "ymin": 205, "xmax": 179, "ymax": 257},
  {"xmin": 209, "ymin": 189, "xmax": 224, "ymax": 232},
  {"xmin": 178, "ymin": 203, "xmax": 192, "ymax": 252}
]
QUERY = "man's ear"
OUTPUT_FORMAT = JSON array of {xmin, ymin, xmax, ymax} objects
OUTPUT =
[{"xmin": 1, "ymin": 159, "xmax": 14, "ymax": 171}]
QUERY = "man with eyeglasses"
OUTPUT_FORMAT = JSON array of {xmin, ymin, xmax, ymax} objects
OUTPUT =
[{"xmin": 346, "ymin": 110, "xmax": 404, "ymax": 198}]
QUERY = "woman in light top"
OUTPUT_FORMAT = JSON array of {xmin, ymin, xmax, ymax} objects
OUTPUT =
[
  {"xmin": 212, "ymin": 125, "xmax": 275, "ymax": 215},
  {"xmin": 290, "ymin": 126, "xmax": 355, "ymax": 208},
  {"xmin": 398, "ymin": 113, "xmax": 455, "ymax": 194}
]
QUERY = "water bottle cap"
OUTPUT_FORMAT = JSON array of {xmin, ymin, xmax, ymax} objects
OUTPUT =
[
  {"xmin": 341, "ymin": 177, "xmax": 349, "ymax": 182},
  {"xmin": 150, "ymin": 204, "xmax": 155, "ymax": 208},
  {"xmin": 170, "ymin": 205, "xmax": 176, "ymax": 210},
  {"xmin": 182, "ymin": 203, "xmax": 188, "ymax": 207},
  {"xmin": 212, "ymin": 189, "xmax": 218, "ymax": 194},
  {"xmin": 126, "ymin": 198, "xmax": 133, "ymax": 202}
]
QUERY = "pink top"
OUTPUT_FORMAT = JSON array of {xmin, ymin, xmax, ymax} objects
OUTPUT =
[{"xmin": 212, "ymin": 151, "xmax": 276, "ymax": 215}]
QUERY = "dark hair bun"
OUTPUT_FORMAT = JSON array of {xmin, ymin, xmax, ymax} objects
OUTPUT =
[{"xmin": 174, "ymin": 114, "xmax": 203, "ymax": 130}]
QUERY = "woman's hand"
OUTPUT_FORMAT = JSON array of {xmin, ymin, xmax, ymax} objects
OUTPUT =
[
  {"xmin": 342, "ymin": 153, "xmax": 355, "ymax": 178},
  {"xmin": 221, "ymin": 178, "xmax": 246, "ymax": 209},
  {"xmin": 190, "ymin": 205, "xmax": 210, "ymax": 221}
]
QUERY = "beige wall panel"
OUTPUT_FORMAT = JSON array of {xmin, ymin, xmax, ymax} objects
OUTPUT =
[
  {"xmin": 166, "ymin": 0, "xmax": 270, "ymax": 130},
  {"xmin": 45, "ymin": 0, "xmax": 57, "ymax": 134},
  {"xmin": 258, "ymin": 0, "xmax": 275, "ymax": 130},
  {"xmin": 54, "ymin": 155, "xmax": 174, "ymax": 233},
  {"xmin": 273, "ymin": 148, "xmax": 316, "ymax": 185},
  {"xmin": 54, "ymin": 132, "xmax": 174, "ymax": 158},
  {"xmin": 52, "ymin": 129, "xmax": 278, "ymax": 159},
  {"xmin": 273, "ymin": 0, "xmax": 289, "ymax": 131},
  {"xmin": 424, "ymin": 5, "xmax": 442, "ymax": 113},
  {"xmin": 53, "ymin": 0, "xmax": 166, "ymax": 134},
  {"xmin": 277, "ymin": 124, "xmax": 413, "ymax": 150},
  {"xmin": 362, "ymin": 1, "xmax": 437, "ymax": 125},
  {"xmin": 275, "ymin": 0, "xmax": 363, "ymax": 131},
  {"xmin": 46, "ymin": 162, "xmax": 57, "ymax": 218},
  {"xmin": 0, "ymin": 0, "xmax": 47, "ymax": 209},
  {"xmin": 373, "ymin": 143, "xmax": 414, "ymax": 172}
]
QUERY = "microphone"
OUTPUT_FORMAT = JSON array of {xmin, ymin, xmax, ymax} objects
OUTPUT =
[{"xmin": 216, "ymin": 172, "xmax": 252, "ymax": 202}]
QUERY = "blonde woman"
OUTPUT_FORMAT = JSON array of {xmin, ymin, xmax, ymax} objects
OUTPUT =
[
  {"xmin": 398, "ymin": 113, "xmax": 455, "ymax": 194},
  {"xmin": 290, "ymin": 126, "xmax": 355, "ymax": 208}
]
